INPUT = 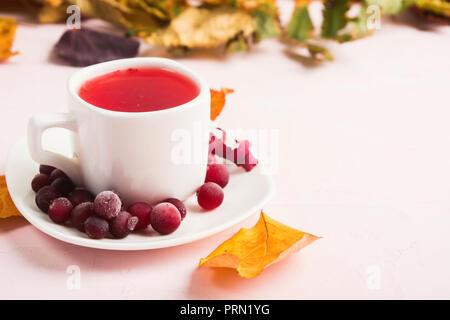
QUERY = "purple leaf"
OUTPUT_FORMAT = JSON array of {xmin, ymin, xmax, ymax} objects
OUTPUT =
[{"xmin": 53, "ymin": 28, "xmax": 140, "ymax": 67}]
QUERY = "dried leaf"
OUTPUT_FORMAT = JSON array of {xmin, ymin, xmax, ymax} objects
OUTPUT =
[
  {"xmin": 200, "ymin": 0, "xmax": 276, "ymax": 11},
  {"xmin": 337, "ymin": 2, "xmax": 374, "ymax": 42},
  {"xmin": 131, "ymin": 0, "xmax": 187, "ymax": 21},
  {"xmin": 53, "ymin": 28, "xmax": 140, "ymax": 66},
  {"xmin": 250, "ymin": 2, "xmax": 281, "ymax": 41},
  {"xmin": 146, "ymin": 6, "xmax": 255, "ymax": 49},
  {"xmin": 0, "ymin": 176, "xmax": 21, "ymax": 218},
  {"xmin": 69, "ymin": 0, "xmax": 164, "ymax": 35},
  {"xmin": 225, "ymin": 31, "xmax": 253, "ymax": 53},
  {"xmin": 0, "ymin": 17, "xmax": 19, "ymax": 61},
  {"xmin": 210, "ymin": 88, "xmax": 233, "ymax": 120},
  {"xmin": 37, "ymin": 1, "xmax": 67, "ymax": 23},
  {"xmin": 304, "ymin": 42, "xmax": 333, "ymax": 61},
  {"xmin": 366, "ymin": 0, "xmax": 417, "ymax": 15},
  {"xmin": 19, "ymin": 0, "xmax": 69, "ymax": 23},
  {"xmin": 415, "ymin": 0, "xmax": 450, "ymax": 18},
  {"xmin": 199, "ymin": 212, "xmax": 320, "ymax": 278}
]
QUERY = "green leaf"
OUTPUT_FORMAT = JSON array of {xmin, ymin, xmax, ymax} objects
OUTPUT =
[
  {"xmin": 305, "ymin": 42, "xmax": 333, "ymax": 61},
  {"xmin": 226, "ymin": 35, "xmax": 250, "ymax": 53},
  {"xmin": 321, "ymin": 0, "xmax": 350, "ymax": 39},
  {"xmin": 251, "ymin": 3, "xmax": 281, "ymax": 41},
  {"xmin": 344, "ymin": 1, "xmax": 373, "ymax": 41},
  {"xmin": 286, "ymin": 4, "xmax": 314, "ymax": 42}
]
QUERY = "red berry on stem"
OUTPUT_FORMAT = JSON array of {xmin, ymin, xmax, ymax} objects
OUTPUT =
[
  {"xmin": 128, "ymin": 202, "xmax": 152, "ymax": 230},
  {"xmin": 162, "ymin": 198, "xmax": 186, "ymax": 220},
  {"xmin": 48, "ymin": 197, "xmax": 73, "ymax": 224},
  {"xmin": 94, "ymin": 191, "xmax": 121, "ymax": 220},
  {"xmin": 197, "ymin": 182, "xmax": 224, "ymax": 210},
  {"xmin": 51, "ymin": 177, "xmax": 75, "ymax": 196},
  {"xmin": 35, "ymin": 186, "xmax": 61, "ymax": 213},
  {"xmin": 84, "ymin": 216, "xmax": 109, "ymax": 239},
  {"xmin": 68, "ymin": 189, "xmax": 95, "ymax": 207},
  {"xmin": 71, "ymin": 202, "xmax": 94, "ymax": 231},
  {"xmin": 150, "ymin": 203, "xmax": 181, "ymax": 235},
  {"xmin": 31, "ymin": 173, "xmax": 50, "ymax": 193},
  {"xmin": 49, "ymin": 169, "xmax": 69, "ymax": 183},
  {"xmin": 39, "ymin": 164, "xmax": 55, "ymax": 175},
  {"xmin": 205, "ymin": 163, "xmax": 229, "ymax": 188},
  {"xmin": 110, "ymin": 211, "xmax": 138, "ymax": 239}
]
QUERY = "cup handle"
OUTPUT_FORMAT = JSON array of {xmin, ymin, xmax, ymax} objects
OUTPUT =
[{"xmin": 28, "ymin": 113, "xmax": 82, "ymax": 186}]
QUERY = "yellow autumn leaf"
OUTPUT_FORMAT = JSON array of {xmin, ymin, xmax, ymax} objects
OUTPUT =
[
  {"xmin": 201, "ymin": 0, "xmax": 276, "ymax": 10},
  {"xmin": 146, "ymin": 6, "xmax": 255, "ymax": 49},
  {"xmin": 416, "ymin": 0, "xmax": 450, "ymax": 17},
  {"xmin": 199, "ymin": 211, "xmax": 320, "ymax": 278},
  {"xmin": 210, "ymin": 88, "xmax": 233, "ymax": 121},
  {"xmin": 0, "ymin": 17, "xmax": 18, "ymax": 61},
  {"xmin": 0, "ymin": 176, "xmax": 21, "ymax": 218},
  {"xmin": 70, "ymin": 0, "xmax": 164, "ymax": 35}
]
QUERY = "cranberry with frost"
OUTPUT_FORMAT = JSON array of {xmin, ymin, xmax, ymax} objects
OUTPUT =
[
  {"xmin": 196, "ymin": 182, "xmax": 224, "ymax": 210},
  {"xmin": 71, "ymin": 202, "xmax": 94, "ymax": 231},
  {"xmin": 35, "ymin": 185, "xmax": 61, "ymax": 213},
  {"xmin": 84, "ymin": 216, "xmax": 109, "ymax": 239},
  {"xmin": 161, "ymin": 198, "xmax": 186, "ymax": 220},
  {"xmin": 128, "ymin": 202, "xmax": 152, "ymax": 230},
  {"xmin": 205, "ymin": 163, "xmax": 229, "ymax": 188},
  {"xmin": 31, "ymin": 173, "xmax": 50, "ymax": 193},
  {"xmin": 68, "ymin": 189, "xmax": 95, "ymax": 207},
  {"xmin": 49, "ymin": 169, "xmax": 69, "ymax": 183},
  {"xmin": 51, "ymin": 177, "xmax": 75, "ymax": 196},
  {"xmin": 110, "ymin": 211, "xmax": 138, "ymax": 239},
  {"xmin": 48, "ymin": 197, "xmax": 73, "ymax": 224},
  {"xmin": 150, "ymin": 203, "xmax": 181, "ymax": 235},
  {"xmin": 94, "ymin": 191, "xmax": 121, "ymax": 220},
  {"xmin": 39, "ymin": 164, "xmax": 55, "ymax": 175}
]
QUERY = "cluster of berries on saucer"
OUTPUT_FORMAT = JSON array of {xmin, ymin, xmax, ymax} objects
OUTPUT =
[{"xmin": 31, "ymin": 160, "xmax": 230, "ymax": 240}]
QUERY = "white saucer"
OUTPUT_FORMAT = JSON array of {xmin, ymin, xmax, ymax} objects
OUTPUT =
[{"xmin": 5, "ymin": 132, "xmax": 275, "ymax": 250}]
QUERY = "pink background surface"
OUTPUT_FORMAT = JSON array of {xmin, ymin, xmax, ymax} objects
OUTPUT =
[{"xmin": 1, "ymin": 3, "xmax": 450, "ymax": 299}]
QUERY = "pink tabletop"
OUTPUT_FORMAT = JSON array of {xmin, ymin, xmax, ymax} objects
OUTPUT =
[{"xmin": 1, "ymin": 4, "xmax": 450, "ymax": 299}]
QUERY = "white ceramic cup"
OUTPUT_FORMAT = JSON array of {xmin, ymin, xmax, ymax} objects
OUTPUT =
[{"xmin": 28, "ymin": 58, "xmax": 210, "ymax": 204}]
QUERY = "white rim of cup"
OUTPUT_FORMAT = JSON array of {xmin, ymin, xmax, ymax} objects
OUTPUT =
[{"xmin": 67, "ymin": 57, "xmax": 210, "ymax": 118}]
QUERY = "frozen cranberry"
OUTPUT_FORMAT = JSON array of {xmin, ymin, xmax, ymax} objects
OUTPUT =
[
  {"xmin": 48, "ymin": 197, "xmax": 73, "ymax": 224},
  {"xmin": 31, "ymin": 173, "xmax": 50, "ymax": 193},
  {"xmin": 70, "ymin": 202, "xmax": 94, "ymax": 232},
  {"xmin": 110, "ymin": 211, "xmax": 138, "ymax": 239},
  {"xmin": 68, "ymin": 189, "xmax": 95, "ymax": 207},
  {"xmin": 150, "ymin": 203, "xmax": 181, "ymax": 235},
  {"xmin": 51, "ymin": 177, "xmax": 75, "ymax": 196},
  {"xmin": 84, "ymin": 216, "xmax": 109, "ymax": 239},
  {"xmin": 49, "ymin": 169, "xmax": 68, "ymax": 183},
  {"xmin": 205, "ymin": 163, "xmax": 229, "ymax": 188},
  {"xmin": 196, "ymin": 182, "xmax": 224, "ymax": 210},
  {"xmin": 35, "ymin": 186, "xmax": 61, "ymax": 213},
  {"xmin": 94, "ymin": 191, "xmax": 122, "ymax": 220},
  {"xmin": 161, "ymin": 198, "xmax": 186, "ymax": 220},
  {"xmin": 39, "ymin": 164, "xmax": 55, "ymax": 175},
  {"xmin": 128, "ymin": 202, "xmax": 152, "ymax": 230}
]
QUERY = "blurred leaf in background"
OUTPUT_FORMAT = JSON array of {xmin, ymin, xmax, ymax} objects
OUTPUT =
[
  {"xmin": 0, "ymin": 17, "xmax": 19, "ymax": 60},
  {"xmin": 11, "ymin": 0, "xmax": 449, "ymax": 63},
  {"xmin": 415, "ymin": 0, "xmax": 450, "ymax": 21},
  {"xmin": 147, "ymin": 6, "xmax": 255, "ymax": 51}
]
